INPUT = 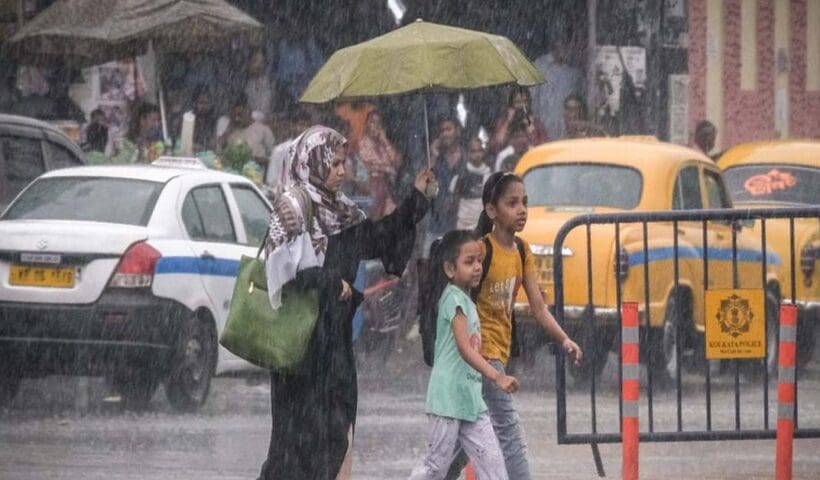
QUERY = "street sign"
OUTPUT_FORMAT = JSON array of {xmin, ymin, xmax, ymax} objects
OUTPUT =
[{"xmin": 705, "ymin": 288, "xmax": 766, "ymax": 359}]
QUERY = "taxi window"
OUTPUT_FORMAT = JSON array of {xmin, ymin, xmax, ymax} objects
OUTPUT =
[
  {"xmin": 723, "ymin": 164, "xmax": 820, "ymax": 205},
  {"xmin": 184, "ymin": 186, "xmax": 236, "ymax": 243},
  {"xmin": 181, "ymin": 195, "xmax": 206, "ymax": 239},
  {"xmin": 703, "ymin": 170, "xmax": 732, "ymax": 208},
  {"xmin": 523, "ymin": 164, "xmax": 642, "ymax": 209},
  {"xmin": 231, "ymin": 184, "xmax": 270, "ymax": 247},
  {"xmin": 672, "ymin": 166, "xmax": 703, "ymax": 210},
  {"xmin": 2, "ymin": 177, "xmax": 161, "ymax": 226},
  {"xmin": 45, "ymin": 141, "xmax": 83, "ymax": 170}
]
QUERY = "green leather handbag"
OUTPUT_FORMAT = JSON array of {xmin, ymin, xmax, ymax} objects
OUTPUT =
[{"xmin": 219, "ymin": 189, "xmax": 319, "ymax": 373}]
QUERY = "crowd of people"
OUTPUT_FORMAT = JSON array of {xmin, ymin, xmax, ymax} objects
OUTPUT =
[{"xmin": 69, "ymin": 32, "xmax": 610, "ymax": 235}]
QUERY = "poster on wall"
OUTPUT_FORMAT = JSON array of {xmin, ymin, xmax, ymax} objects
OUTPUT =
[
  {"xmin": 94, "ymin": 60, "xmax": 146, "ymax": 147},
  {"xmin": 668, "ymin": 74, "xmax": 689, "ymax": 145},
  {"xmin": 593, "ymin": 46, "xmax": 646, "ymax": 118}
]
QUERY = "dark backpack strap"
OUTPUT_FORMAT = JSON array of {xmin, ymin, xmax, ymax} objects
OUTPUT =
[{"xmin": 514, "ymin": 236, "xmax": 527, "ymax": 270}]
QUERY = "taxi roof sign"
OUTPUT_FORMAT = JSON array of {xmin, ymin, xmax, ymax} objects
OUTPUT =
[{"xmin": 151, "ymin": 156, "xmax": 207, "ymax": 170}]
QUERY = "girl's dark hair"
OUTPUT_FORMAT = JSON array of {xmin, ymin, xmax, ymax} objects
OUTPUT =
[
  {"xmin": 508, "ymin": 85, "xmax": 532, "ymax": 107},
  {"xmin": 474, "ymin": 172, "xmax": 524, "ymax": 236},
  {"xmin": 428, "ymin": 230, "xmax": 479, "ymax": 310}
]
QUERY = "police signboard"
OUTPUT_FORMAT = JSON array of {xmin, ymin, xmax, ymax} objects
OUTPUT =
[{"xmin": 704, "ymin": 289, "xmax": 766, "ymax": 359}]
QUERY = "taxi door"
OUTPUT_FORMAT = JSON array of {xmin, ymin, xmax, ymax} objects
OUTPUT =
[
  {"xmin": 701, "ymin": 166, "xmax": 742, "ymax": 289},
  {"xmin": 179, "ymin": 182, "xmax": 250, "ymax": 330}
]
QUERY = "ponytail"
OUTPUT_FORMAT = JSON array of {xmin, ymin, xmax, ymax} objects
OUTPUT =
[
  {"xmin": 474, "ymin": 171, "xmax": 524, "ymax": 237},
  {"xmin": 475, "ymin": 211, "xmax": 494, "ymax": 237}
]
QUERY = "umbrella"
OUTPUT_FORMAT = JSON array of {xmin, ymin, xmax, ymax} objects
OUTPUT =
[
  {"xmin": 7, "ymin": 0, "xmax": 262, "ymax": 66},
  {"xmin": 300, "ymin": 19, "xmax": 544, "ymax": 165},
  {"xmin": 6, "ymin": 0, "xmax": 263, "ymax": 143}
]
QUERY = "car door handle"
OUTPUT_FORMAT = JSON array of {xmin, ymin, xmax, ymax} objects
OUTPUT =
[
  {"xmin": 676, "ymin": 228, "xmax": 686, "ymax": 236},
  {"xmin": 715, "ymin": 232, "xmax": 725, "ymax": 240},
  {"xmin": 200, "ymin": 251, "xmax": 215, "ymax": 260}
]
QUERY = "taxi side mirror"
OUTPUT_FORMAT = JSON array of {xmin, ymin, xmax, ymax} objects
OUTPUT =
[{"xmin": 732, "ymin": 218, "xmax": 755, "ymax": 231}]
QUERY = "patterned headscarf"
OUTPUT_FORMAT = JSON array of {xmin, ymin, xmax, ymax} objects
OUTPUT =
[{"xmin": 264, "ymin": 126, "xmax": 365, "ymax": 308}]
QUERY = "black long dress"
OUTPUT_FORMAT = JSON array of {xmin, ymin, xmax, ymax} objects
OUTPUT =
[{"xmin": 259, "ymin": 189, "xmax": 429, "ymax": 480}]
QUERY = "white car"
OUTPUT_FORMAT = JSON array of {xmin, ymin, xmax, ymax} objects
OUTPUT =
[{"xmin": 0, "ymin": 158, "xmax": 271, "ymax": 411}]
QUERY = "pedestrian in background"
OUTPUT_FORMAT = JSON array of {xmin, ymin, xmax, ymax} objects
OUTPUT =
[
  {"xmin": 358, "ymin": 109, "xmax": 402, "ymax": 220},
  {"xmin": 694, "ymin": 120, "xmax": 719, "ymax": 160},
  {"xmin": 495, "ymin": 118, "xmax": 532, "ymax": 173},
  {"xmin": 563, "ymin": 94, "xmax": 606, "ymax": 139},
  {"xmin": 532, "ymin": 33, "xmax": 582, "ymax": 140},
  {"xmin": 408, "ymin": 230, "xmax": 516, "ymax": 480},
  {"xmin": 450, "ymin": 137, "xmax": 492, "ymax": 231},
  {"xmin": 488, "ymin": 86, "xmax": 548, "ymax": 156},
  {"xmin": 426, "ymin": 116, "xmax": 466, "ymax": 256}
]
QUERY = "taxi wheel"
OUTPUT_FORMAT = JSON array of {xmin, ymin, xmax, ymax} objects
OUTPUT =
[
  {"xmin": 165, "ymin": 314, "xmax": 216, "ymax": 412},
  {"xmin": 649, "ymin": 293, "xmax": 689, "ymax": 385},
  {"xmin": 742, "ymin": 291, "xmax": 780, "ymax": 380},
  {"xmin": 796, "ymin": 315, "xmax": 816, "ymax": 369},
  {"xmin": 0, "ymin": 370, "xmax": 21, "ymax": 408},
  {"xmin": 114, "ymin": 369, "xmax": 160, "ymax": 411}
]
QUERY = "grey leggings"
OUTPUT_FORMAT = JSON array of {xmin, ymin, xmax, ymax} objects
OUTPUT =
[{"xmin": 408, "ymin": 412, "xmax": 508, "ymax": 480}]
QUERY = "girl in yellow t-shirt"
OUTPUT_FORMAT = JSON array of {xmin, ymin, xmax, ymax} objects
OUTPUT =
[{"xmin": 446, "ymin": 171, "xmax": 583, "ymax": 480}]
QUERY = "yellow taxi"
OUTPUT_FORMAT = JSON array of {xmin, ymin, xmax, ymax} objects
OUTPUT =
[
  {"xmin": 718, "ymin": 141, "xmax": 819, "ymax": 367},
  {"xmin": 513, "ymin": 137, "xmax": 781, "ymax": 379}
]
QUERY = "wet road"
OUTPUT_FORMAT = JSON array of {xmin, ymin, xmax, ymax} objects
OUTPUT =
[{"xmin": 1, "ymin": 344, "xmax": 820, "ymax": 479}]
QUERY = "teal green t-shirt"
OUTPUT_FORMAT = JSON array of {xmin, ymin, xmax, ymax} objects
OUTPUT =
[{"xmin": 425, "ymin": 283, "xmax": 487, "ymax": 421}]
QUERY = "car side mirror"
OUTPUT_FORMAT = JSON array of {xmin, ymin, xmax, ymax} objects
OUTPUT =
[{"xmin": 732, "ymin": 218, "xmax": 755, "ymax": 231}]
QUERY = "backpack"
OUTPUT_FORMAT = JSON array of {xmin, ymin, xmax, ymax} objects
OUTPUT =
[{"xmin": 418, "ymin": 235, "xmax": 527, "ymax": 367}]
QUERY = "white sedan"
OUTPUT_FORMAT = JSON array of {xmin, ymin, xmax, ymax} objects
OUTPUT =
[{"xmin": 0, "ymin": 158, "xmax": 271, "ymax": 411}]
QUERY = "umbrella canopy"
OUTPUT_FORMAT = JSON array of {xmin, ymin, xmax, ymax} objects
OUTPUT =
[
  {"xmin": 6, "ymin": 0, "xmax": 262, "ymax": 66},
  {"xmin": 300, "ymin": 19, "xmax": 543, "ymax": 103}
]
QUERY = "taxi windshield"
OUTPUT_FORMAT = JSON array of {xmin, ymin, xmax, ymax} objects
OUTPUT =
[
  {"xmin": 523, "ymin": 163, "xmax": 642, "ymax": 209},
  {"xmin": 723, "ymin": 164, "xmax": 820, "ymax": 206},
  {"xmin": 2, "ymin": 177, "xmax": 163, "ymax": 226}
]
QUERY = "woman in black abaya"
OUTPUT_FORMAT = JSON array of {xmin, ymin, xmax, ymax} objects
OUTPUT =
[{"xmin": 259, "ymin": 126, "xmax": 431, "ymax": 479}]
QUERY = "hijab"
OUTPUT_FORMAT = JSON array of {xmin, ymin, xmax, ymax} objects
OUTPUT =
[{"xmin": 265, "ymin": 125, "xmax": 366, "ymax": 309}]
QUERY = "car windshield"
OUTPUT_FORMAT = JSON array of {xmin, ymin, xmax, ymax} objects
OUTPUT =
[
  {"xmin": 523, "ymin": 163, "xmax": 643, "ymax": 209},
  {"xmin": 723, "ymin": 164, "xmax": 820, "ymax": 206},
  {"xmin": 2, "ymin": 176, "xmax": 163, "ymax": 226}
]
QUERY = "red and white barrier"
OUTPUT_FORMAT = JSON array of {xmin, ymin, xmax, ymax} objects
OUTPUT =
[
  {"xmin": 775, "ymin": 304, "xmax": 798, "ymax": 480},
  {"xmin": 622, "ymin": 301, "xmax": 640, "ymax": 480}
]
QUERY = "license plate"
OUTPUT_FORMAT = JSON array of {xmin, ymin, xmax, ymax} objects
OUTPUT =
[
  {"xmin": 9, "ymin": 265, "xmax": 75, "ymax": 288},
  {"xmin": 535, "ymin": 255, "xmax": 554, "ymax": 284}
]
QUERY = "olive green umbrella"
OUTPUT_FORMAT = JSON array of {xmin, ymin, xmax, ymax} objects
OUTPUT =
[
  {"xmin": 300, "ymin": 20, "xmax": 543, "ymax": 166},
  {"xmin": 301, "ymin": 19, "xmax": 543, "ymax": 102}
]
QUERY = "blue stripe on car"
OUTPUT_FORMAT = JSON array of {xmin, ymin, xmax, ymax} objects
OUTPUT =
[
  {"xmin": 627, "ymin": 247, "xmax": 781, "ymax": 267},
  {"xmin": 155, "ymin": 256, "xmax": 240, "ymax": 277}
]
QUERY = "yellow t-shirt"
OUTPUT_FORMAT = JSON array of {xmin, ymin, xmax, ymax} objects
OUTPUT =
[{"xmin": 476, "ymin": 234, "xmax": 537, "ymax": 364}]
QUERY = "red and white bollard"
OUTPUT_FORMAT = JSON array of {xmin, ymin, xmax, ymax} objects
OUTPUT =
[
  {"xmin": 621, "ymin": 302, "xmax": 640, "ymax": 480},
  {"xmin": 775, "ymin": 304, "xmax": 798, "ymax": 480}
]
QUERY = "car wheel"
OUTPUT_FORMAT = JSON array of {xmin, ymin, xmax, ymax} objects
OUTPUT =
[
  {"xmin": 742, "ymin": 290, "xmax": 780, "ymax": 381},
  {"xmin": 165, "ymin": 314, "xmax": 216, "ymax": 412},
  {"xmin": 113, "ymin": 369, "xmax": 160, "ymax": 411},
  {"xmin": 797, "ymin": 312, "xmax": 816, "ymax": 369},
  {"xmin": 0, "ymin": 369, "xmax": 22, "ymax": 408},
  {"xmin": 648, "ymin": 294, "xmax": 687, "ymax": 386}
]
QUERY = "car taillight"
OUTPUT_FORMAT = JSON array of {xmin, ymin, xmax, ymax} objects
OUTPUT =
[
  {"xmin": 109, "ymin": 242, "xmax": 161, "ymax": 288},
  {"xmin": 616, "ymin": 247, "xmax": 630, "ymax": 282},
  {"xmin": 800, "ymin": 244, "xmax": 816, "ymax": 281}
]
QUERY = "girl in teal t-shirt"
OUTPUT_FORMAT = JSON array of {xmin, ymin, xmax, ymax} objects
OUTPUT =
[{"xmin": 408, "ymin": 230, "xmax": 519, "ymax": 480}]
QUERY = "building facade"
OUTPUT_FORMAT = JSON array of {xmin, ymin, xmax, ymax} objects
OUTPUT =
[{"xmin": 689, "ymin": 0, "xmax": 820, "ymax": 151}]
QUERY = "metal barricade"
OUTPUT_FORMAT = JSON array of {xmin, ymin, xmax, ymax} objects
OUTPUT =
[{"xmin": 551, "ymin": 207, "xmax": 820, "ymax": 476}]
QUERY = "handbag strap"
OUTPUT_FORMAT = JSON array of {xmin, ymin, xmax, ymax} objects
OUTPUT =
[{"xmin": 257, "ymin": 186, "xmax": 314, "ymax": 259}]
